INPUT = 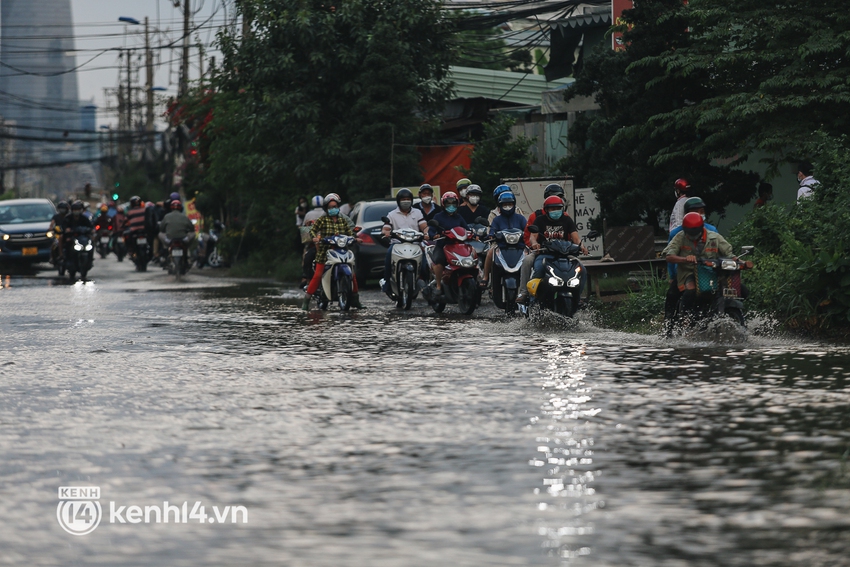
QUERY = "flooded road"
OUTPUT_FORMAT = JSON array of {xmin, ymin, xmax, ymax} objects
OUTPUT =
[{"xmin": 1, "ymin": 259, "xmax": 848, "ymax": 566}]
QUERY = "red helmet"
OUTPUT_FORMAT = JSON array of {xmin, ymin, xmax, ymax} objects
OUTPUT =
[
  {"xmin": 543, "ymin": 196, "xmax": 564, "ymax": 209},
  {"xmin": 682, "ymin": 211, "xmax": 704, "ymax": 237},
  {"xmin": 674, "ymin": 178, "xmax": 691, "ymax": 196},
  {"xmin": 441, "ymin": 191, "xmax": 459, "ymax": 205}
]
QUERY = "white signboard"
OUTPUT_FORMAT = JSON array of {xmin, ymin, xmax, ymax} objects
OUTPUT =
[
  {"xmin": 574, "ymin": 187, "xmax": 603, "ymax": 258},
  {"xmin": 500, "ymin": 177, "xmax": 574, "ymax": 218}
]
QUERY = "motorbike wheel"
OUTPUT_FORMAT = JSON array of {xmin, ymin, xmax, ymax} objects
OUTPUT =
[
  {"xmin": 726, "ymin": 307, "xmax": 746, "ymax": 327},
  {"xmin": 80, "ymin": 269, "xmax": 88, "ymax": 281},
  {"xmin": 207, "ymin": 248, "xmax": 224, "ymax": 268},
  {"xmin": 67, "ymin": 269, "xmax": 75, "ymax": 282},
  {"xmin": 401, "ymin": 270, "xmax": 415, "ymax": 311},
  {"xmin": 504, "ymin": 287, "xmax": 517, "ymax": 315},
  {"xmin": 432, "ymin": 299, "xmax": 446, "ymax": 313},
  {"xmin": 457, "ymin": 278, "xmax": 478, "ymax": 316},
  {"xmin": 491, "ymin": 271, "xmax": 504, "ymax": 309},
  {"xmin": 338, "ymin": 274, "xmax": 351, "ymax": 311},
  {"xmin": 173, "ymin": 257, "xmax": 181, "ymax": 281},
  {"xmin": 98, "ymin": 248, "xmax": 107, "ymax": 259}
]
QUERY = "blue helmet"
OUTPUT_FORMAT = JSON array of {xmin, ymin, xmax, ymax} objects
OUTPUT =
[
  {"xmin": 311, "ymin": 195, "xmax": 323, "ymax": 208},
  {"xmin": 493, "ymin": 184, "xmax": 511, "ymax": 200},
  {"xmin": 498, "ymin": 191, "xmax": 516, "ymax": 204}
]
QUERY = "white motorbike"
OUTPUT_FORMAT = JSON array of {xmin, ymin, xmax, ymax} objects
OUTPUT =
[
  {"xmin": 379, "ymin": 223, "xmax": 424, "ymax": 310},
  {"xmin": 316, "ymin": 234, "xmax": 357, "ymax": 311}
]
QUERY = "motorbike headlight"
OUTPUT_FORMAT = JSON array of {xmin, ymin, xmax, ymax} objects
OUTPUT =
[
  {"xmin": 567, "ymin": 277, "xmax": 580, "ymax": 287},
  {"xmin": 460, "ymin": 257, "xmax": 475, "ymax": 268},
  {"xmin": 504, "ymin": 233, "xmax": 521, "ymax": 245},
  {"xmin": 74, "ymin": 243, "xmax": 83, "ymax": 251},
  {"xmin": 548, "ymin": 276, "xmax": 564, "ymax": 287},
  {"xmin": 85, "ymin": 244, "xmax": 93, "ymax": 251},
  {"xmin": 721, "ymin": 259, "xmax": 738, "ymax": 271},
  {"xmin": 335, "ymin": 236, "xmax": 349, "ymax": 248}
]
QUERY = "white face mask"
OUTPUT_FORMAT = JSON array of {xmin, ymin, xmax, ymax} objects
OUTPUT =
[
  {"xmin": 399, "ymin": 200, "xmax": 412, "ymax": 211},
  {"xmin": 468, "ymin": 196, "xmax": 480, "ymax": 205},
  {"xmin": 421, "ymin": 196, "xmax": 432, "ymax": 205}
]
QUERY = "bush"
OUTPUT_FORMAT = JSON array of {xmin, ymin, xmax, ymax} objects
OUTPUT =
[{"xmin": 591, "ymin": 273, "xmax": 668, "ymax": 334}]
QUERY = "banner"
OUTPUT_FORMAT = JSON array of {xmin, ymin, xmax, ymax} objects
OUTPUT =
[
  {"xmin": 612, "ymin": 0, "xmax": 634, "ymax": 50},
  {"xmin": 184, "ymin": 198, "xmax": 202, "ymax": 233}
]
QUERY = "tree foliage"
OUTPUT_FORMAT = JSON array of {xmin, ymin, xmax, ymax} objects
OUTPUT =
[{"xmin": 461, "ymin": 114, "xmax": 534, "ymax": 198}]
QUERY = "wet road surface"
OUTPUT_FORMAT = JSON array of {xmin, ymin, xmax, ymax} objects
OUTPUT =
[{"xmin": 0, "ymin": 258, "xmax": 848, "ymax": 566}]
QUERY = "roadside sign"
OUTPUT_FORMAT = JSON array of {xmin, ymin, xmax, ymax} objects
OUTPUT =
[
  {"xmin": 574, "ymin": 187, "xmax": 603, "ymax": 258},
  {"xmin": 500, "ymin": 177, "xmax": 574, "ymax": 218}
]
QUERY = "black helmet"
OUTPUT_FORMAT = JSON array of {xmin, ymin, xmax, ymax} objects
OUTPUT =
[
  {"xmin": 544, "ymin": 183, "xmax": 565, "ymax": 199},
  {"xmin": 70, "ymin": 200, "xmax": 84, "ymax": 211},
  {"xmin": 57, "ymin": 200, "xmax": 69, "ymax": 212},
  {"xmin": 684, "ymin": 197, "xmax": 706, "ymax": 213},
  {"xmin": 418, "ymin": 183, "xmax": 433, "ymax": 196},
  {"xmin": 129, "ymin": 196, "xmax": 142, "ymax": 207},
  {"xmin": 396, "ymin": 188, "xmax": 414, "ymax": 206}
]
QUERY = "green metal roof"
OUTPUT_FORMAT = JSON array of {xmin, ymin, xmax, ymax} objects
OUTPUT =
[{"xmin": 448, "ymin": 66, "xmax": 575, "ymax": 107}]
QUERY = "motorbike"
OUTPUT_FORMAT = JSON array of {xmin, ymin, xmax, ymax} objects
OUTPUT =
[
  {"xmin": 112, "ymin": 232, "xmax": 127, "ymax": 262},
  {"xmin": 314, "ymin": 234, "xmax": 357, "ymax": 311},
  {"xmin": 94, "ymin": 221, "xmax": 113, "ymax": 259},
  {"xmin": 423, "ymin": 220, "xmax": 482, "ymax": 316},
  {"xmin": 489, "ymin": 227, "xmax": 527, "ymax": 314},
  {"xmin": 167, "ymin": 237, "xmax": 191, "ymax": 281},
  {"xmin": 379, "ymin": 217, "xmax": 424, "ymax": 310},
  {"xmin": 521, "ymin": 226, "xmax": 596, "ymax": 318},
  {"xmin": 195, "ymin": 220, "xmax": 225, "ymax": 268},
  {"xmin": 466, "ymin": 218, "xmax": 490, "ymax": 276},
  {"xmin": 64, "ymin": 226, "xmax": 94, "ymax": 282},
  {"xmin": 129, "ymin": 231, "xmax": 150, "ymax": 272},
  {"xmin": 667, "ymin": 246, "xmax": 754, "ymax": 335}
]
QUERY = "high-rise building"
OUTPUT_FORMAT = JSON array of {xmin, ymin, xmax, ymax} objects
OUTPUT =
[{"xmin": 0, "ymin": 0, "xmax": 83, "ymax": 195}]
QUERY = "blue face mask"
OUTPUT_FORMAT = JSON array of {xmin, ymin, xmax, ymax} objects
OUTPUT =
[
  {"xmin": 327, "ymin": 207, "xmax": 340, "ymax": 217},
  {"xmin": 445, "ymin": 204, "xmax": 458, "ymax": 214},
  {"xmin": 547, "ymin": 209, "xmax": 563, "ymax": 221}
]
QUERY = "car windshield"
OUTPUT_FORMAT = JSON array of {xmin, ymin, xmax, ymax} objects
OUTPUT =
[
  {"xmin": 362, "ymin": 203, "xmax": 396, "ymax": 223},
  {"xmin": 0, "ymin": 203, "xmax": 55, "ymax": 224}
]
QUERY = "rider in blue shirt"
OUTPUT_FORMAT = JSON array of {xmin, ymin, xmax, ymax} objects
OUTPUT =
[{"xmin": 482, "ymin": 191, "xmax": 526, "ymax": 287}]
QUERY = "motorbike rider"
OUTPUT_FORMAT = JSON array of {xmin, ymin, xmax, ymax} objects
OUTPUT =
[
  {"xmin": 302, "ymin": 194, "xmax": 364, "ymax": 310},
  {"xmin": 664, "ymin": 197, "xmax": 717, "ymax": 322},
  {"xmin": 668, "ymin": 178, "xmax": 692, "ymax": 233},
  {"xmin": 158, "ymin": 200, "xmax": 196, "ymax": 250},
  {"xmin": 94, "ymin": 204, "xmax": 112, "ymax": 239},
  {"xmin": 488, "ymin": 185, "xmax": 525, "ymax": 223},
  {"xmin": 481, "ymin": 191, "xmax": 526, "ymax": 288},
  {"xmin": 381, "ymin": 188, "xmax": 427, "ymax": 294},
  {"xmin": 60, "ymin": 200, "xmax": 93, "ymax": 259},
  {"xmin": 428, "ymin": 191, "xmax": 469, "ymax": 297},
  {"xmin": 413, "ymin": 183, "xmax": 441, "ymax": 222},
  {"xmin": 663, "ymin": 211, "xmax": 734, "ymax": 319},
  {"xmin": 458, "ymin": 184, "xmax": 491, "ymax": 225},
  {"xmin": 522, "ymin": 184, "xmax": 571, "ymax": 247},
  {"xmin": 50, "ymin": 201, "xmax": 70, "ymax": 264},
  {"xmin": 455, "ymin": 178, "xmax": 472, "ymax": 203},
  {"xmin": 145, "ymin": 201, "xmax": 163, "ymax": 263},
  {"xmin": 124, "ymin": 196, "xmax": 147, "ymax": 255},
  {"xmin": 517, "ymin": 196, "xmax": 588, "ymax": 305}
]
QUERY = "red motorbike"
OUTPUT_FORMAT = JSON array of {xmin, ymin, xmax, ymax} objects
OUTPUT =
[
  {"xmin": 423, "ymin": 221, "xmax": 482, "ymax": 315},
  {"xmin": 94, "ymin": 221, "xmax": 113, "ymax": 259}
]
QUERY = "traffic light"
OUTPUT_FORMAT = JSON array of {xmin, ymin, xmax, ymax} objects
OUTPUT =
[{"xmin": 112, "ymin": 193, "xmax": 119, "ymax": 201}]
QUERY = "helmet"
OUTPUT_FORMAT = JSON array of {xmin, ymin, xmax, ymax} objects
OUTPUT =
[
  {"xmin": 311, "ymin": 195, "xmax": 323, "ymax": 208},
  {"xmin": 684, "ymin": 197, "xmax": 706, "ymax": 213},
  {"xmin": 544, "ymin": 183, "xmax": 565, "ymax": 199},
  {"xmin": 498, "ymin": 191, "xmax": 516, "ymax": 204},
  {"xmin": 323, "ymin": 193, "xmax": 341, "ymax": 210},
  {"xmin": 465, "ymin": 184, "xmax": 483, "ymax": 196},
  {"xmin": 171, "ymin": 200, "xmax": 182, "ymax": 210},
  {"xmin": 57, "ymin": 200, "xmax": 69, "ymax": 212},
  {"xmin": 543, "ymin": 196, "xmax": 564, "ymax": 210},
  {"xmin": 99, "ymin": 204, "xmax": 108, "ymax": 213},
  {"xmin": 169, "ymin": 192, "xmax": 180, "ymax": 201},
  {"xmin": 146, "ymin": 201, "xmax": 154, "ymax": 208},
  {"xmin": 455, "ymin": 178, "xmax": 471, "ymax": 191},
  {"xmin": 70, "ymin": 200, "xmax": 84, "ymax": 211},
  {"xmin": 674, "ymin": 178, "xmax": 691, "ymax": 197},
  {"xmin": 396, "ymin": 188, "xmax": 414, "ymax": 206},
  {"xmin": 493, "ymin": 184, "xmax": 511, "ymax": 199},
  {"xmin": 129, "ymin": 196, "xmax": 142, "ymax": 207},
  {"xmin": 682, "ymin": 212, "xmax": 704, "ymax": 238},
  {"xmin": 441, "ymin": 191, "xmax": 459, "ymax": 206},
  {"xmin": 418, "ymin": 183, "xmax": 433, "ymax": 195}
]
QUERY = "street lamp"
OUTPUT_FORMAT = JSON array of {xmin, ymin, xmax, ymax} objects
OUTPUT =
[{"xmin": 118, "ymin": 17, "xmax": 140, "ymax": 25}]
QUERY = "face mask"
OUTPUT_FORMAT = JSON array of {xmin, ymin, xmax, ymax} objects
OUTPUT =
[
  {"xmin": 547, "ymin": 209, "xmax": 563, "ymax": 221},
  {"xmin": 445, "ymin": 204, "xmax": 458, "ymax": 214},
  {"xmin": 501, "ymin": 205, "xmax": 514, "ymax": 214},
  {"xmin": 468, "ymin": 196, "xmax": 480, "ymax": 205},
  {"xmin": 327, "ymin": 207, "xmax": 340, "ymax": 217},
  {"xmin": 72, "ymin": 211, "xmax": 81, "ymax": 217},
  {"xmin": 459, "ymin": 188, "xmax": 468, "ymax": 198},
  {"xmin": 421, "ymin": 196, "xmax": 432, "ymax": 205},
  {"xmin": 399, "ymin": 200, "xmax": 412, "ymax": 211}
]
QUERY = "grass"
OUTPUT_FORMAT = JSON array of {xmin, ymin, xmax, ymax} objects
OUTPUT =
[{"xmin": 589, "ymin": 273, "xmax": 668, "ymax": 334}]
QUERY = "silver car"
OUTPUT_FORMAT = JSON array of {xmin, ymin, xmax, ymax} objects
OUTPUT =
[{"xmin": 0, "ymin": 198, "xmax": 57, "ymax": 264}]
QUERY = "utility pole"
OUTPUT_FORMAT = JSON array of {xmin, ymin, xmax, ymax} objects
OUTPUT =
[
  {"xmin": 180, "ymin": 0, "xmax": 190, "ymax": 97},
  {"xmin": 126, "ymin": 49, "xmax": 133, "ymax": 155},
  {"xmin": 198, "ymin": 46, "xmax": 204, "ymax": 84},
  {"xmin": 117, "ymin": 55, "xmax": 125, "ymax": 152},
  {"xmin": 145, "ymin": 17, "xmax": 154, "ymax": 132}
]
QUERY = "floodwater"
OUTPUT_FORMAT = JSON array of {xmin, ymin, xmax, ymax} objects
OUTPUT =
[{"xmin": 0, "ymin": 260, "xmax": 848, "ymax": 566}]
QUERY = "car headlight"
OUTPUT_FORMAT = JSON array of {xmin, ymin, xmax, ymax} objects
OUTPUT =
[
  {"xmin": 721, "ymin": 259, "xmax": 738, "ymax": 270},
  {"xmin": 1, "ymin": 234, "xmax": 8, "ymax": 241},
  {"xmin": 46, "ymin": 231, "xmax": 54, "ymax": 238}
]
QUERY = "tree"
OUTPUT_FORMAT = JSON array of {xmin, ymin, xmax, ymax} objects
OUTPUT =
[
  {"xmin": 559, "ymin": 0, "xmax": 759, "ymax": 231},
  {"xmin": 636, "ymin": 0, "xmax": 850, "ymax": 174},
  {"xmin": 461, "ymin": 114, "xmax": 534, "ymax": 198}
]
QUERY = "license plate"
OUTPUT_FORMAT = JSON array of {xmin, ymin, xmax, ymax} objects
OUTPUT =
[
  {"xmin": 22, "ymin": 247, "xmax": 37, "ymax": 256},
  {"xmin": 723, "ymin": 287, "xmax": 738, "ymax": 298},
  {"xmin": 101, "ymin": 237, "xmax": 110, "ymax": 243},
  {"xmin": 171, "ymin": 249, "xmax": 183, "ymax": 257},
  {"xmin": 137, "ymin": 238, "xmax": 147, "ymax": 245}
]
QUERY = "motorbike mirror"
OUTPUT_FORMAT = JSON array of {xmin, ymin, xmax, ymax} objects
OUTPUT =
[
  {"xmin": 586, "ymin": 230, "xmax": 600, "ymax": 240},
  {"xmin": 527, "ymin": 225, "xmax": 540, "ymax": 234},
  {"xmin": 380, "ymin": 216, "xmax": 390, "ymax": 225},
  {"xmin": 353, "ymin": 226, "xmax": 361, "ymax": 232},
  {"xmin": 474, "ymin": 216, "xmax": 490, "ymax": 227},
  {"xmin": 427, "ymin": 220, "xmax": 441, "ymax": 228},
  {"xmin": 741, "ymin": 245, "xmax": 754, "ymax": 253}
]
